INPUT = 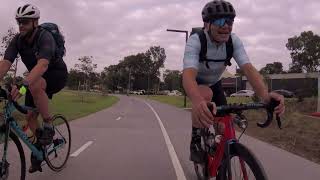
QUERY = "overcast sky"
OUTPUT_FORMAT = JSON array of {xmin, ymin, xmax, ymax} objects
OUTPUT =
[{"xmin": 0, "ymin": 0, "xmax": 319, "ymax": 75}]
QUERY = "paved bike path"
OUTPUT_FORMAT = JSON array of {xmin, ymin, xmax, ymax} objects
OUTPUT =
[
  {"xmin": 144, "ymin": 97, "xmax": 320, "ymax": 180},
  {"xmin": 28, "ymin": 95, "xmax": 176, "ymax": 180},
  {"xmin": 26, "ymin": 95, "xmax": 320, "ymax": 180}
]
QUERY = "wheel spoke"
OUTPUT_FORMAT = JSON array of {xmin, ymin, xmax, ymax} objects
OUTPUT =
[
  {"xmin": 45, "ymin": 115, "xmax": 71, "ymax": 172},
  {"xmin": 217, "ymin": 144, "xmax": 267, "ymax": 180}
]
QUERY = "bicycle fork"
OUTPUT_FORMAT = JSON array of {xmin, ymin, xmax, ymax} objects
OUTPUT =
[{"xmin": 224, "ymin": 141, "xmax": 249, "ymax": 180}]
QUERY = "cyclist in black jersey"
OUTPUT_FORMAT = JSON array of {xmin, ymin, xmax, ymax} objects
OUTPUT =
[{"xmin": 0, "ymin": 4, "xmax": 68, "ymax": 173}]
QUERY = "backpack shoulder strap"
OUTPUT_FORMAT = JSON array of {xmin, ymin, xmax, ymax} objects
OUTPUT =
[
  {"xmin": 16, "ymin": 34, "xmax": 22, "ymax": 51},
  {"xmin": 192, "ymin": 29, "xmax": 234, "ymax": 68},
  {"xmin": 225, "ymin": 36, "xmax": 233, "ymax": 66},
  {"xmin": 196, "ymin": 29, "xmax": 207, "ymax": 63},
  {"xmin": 33, "ymin": 28, "xmax": 45, "ymax": 51}
]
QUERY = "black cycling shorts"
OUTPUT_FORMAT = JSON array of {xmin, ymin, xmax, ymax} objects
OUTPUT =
[
  {"xmin": 209, "ymin": 80, "xmax": 227, "ymax": 106},
  {"xmin": 25, "ymin": 69, "xmax": 68, "ymax": 108}
]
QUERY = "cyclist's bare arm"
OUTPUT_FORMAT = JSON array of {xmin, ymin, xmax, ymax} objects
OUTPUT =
[
  {"xmin": 183, "ymin": 68, "xmax": 215, "ymax": 127},
  {"xmin": 182, "ymin": 68, "xmax": 203, "ymax": 103},
  {"xmin": 0, "ymin": 59, "xmax": 13, "ymax": 80},
  {"xmin": 25, "ymin": 59, "xmax": 49, "ymax": 85},
  {"xmin": 241, "ymin": 63, "xmax": 269, "ymax": 101},
  {"xmin": 241, "ymin": 63, "xmax": 285, "ymax": 114}
]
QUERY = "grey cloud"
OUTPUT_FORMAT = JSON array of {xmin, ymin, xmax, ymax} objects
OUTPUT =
[{"xmin": 0, "ymin": 0, "xmax": 319, "ymax": 74}]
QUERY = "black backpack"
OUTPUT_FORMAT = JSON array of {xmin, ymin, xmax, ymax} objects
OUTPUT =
[
  {"xmin": 190, "ymin": 27, "xmax": 233, "ymax": 69},
  {"xmin": 39, "ymin": 22, "xmax": 66, "ymax": 60},
  {"xmin": 17, "ymin": 22, "xmax": 66, "ymax": 61}
]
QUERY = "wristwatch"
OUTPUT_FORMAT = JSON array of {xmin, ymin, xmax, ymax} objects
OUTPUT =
[
  {"xmin": 19, "ymin": 81, "xmax": 29, "ymax": 95},
  {"xmin": 22, "ymin": 80, "xmax": 29, "ymax": 88}
]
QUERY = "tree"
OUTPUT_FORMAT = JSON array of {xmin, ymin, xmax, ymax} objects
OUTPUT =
[
  {"xmin": 286, "ymin": 31, "xmax": 320, "ymax": 72},
  {"xmin": 145, "ymin": 46, "xmax": 166, "ymax": 73},
  {"xmin": 163, "ymin": 70, "xmax": 182, "ymax": 91},
  {"xmin": 101, "ymin": 46, "xmax": 166, "ymax": 93},
  {"xmin": 144, "ymin": 46, "xmax": 166, "ymax": 93},
  {"xmin": 259, "ymin": 62, "xmax": 284, "ymax": 75},
  {"xmin": 67, "ymin": 69, "xmax": 85, "ymax": 90},
  {"xmin": 88, "ymin": 72, "xmax": 101, "ymax": 90},
  {"xmin": 0, "ymin": 27, "xmax": 19, "ymax": 80},
  {"xmin": 101, "ymin": 65, "xmax": 122, "ymax": 91},
  {"xmin": 0, "ymin": 27, "xmax": 17, "ymax": 56},
  {"xmin": 74, "ymin": 56, "xmax": 97, "ymax": 91},
  {"xmin": 288, "ymin": 64, "xmax": 302, "ymax": 73}
]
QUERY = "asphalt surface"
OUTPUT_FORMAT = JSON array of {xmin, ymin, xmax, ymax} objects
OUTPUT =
[{"xmin": 4, "ymin": 95, "xmax": 320, "ymax": 179}]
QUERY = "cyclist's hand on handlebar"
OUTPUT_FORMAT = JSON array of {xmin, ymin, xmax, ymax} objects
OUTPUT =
[
  {"xmin": 264, "ymin": 92, "xmax": 285, "ymax": 115},
  {"xmin": 10, "ymin": 85, "xmax": 23, "ymax": 101},
  {"xmin": 192, "ymin": 100, "xmax": 216, "ymax": 128}
]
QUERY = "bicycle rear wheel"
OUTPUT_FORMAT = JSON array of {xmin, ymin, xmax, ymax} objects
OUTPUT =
[
  {"xmin": 0, "ymin": 128, "xmax": 26, "ymax": 180},
  {"xmin": 44, "ymin": 114, "xmax": 71, "ymax": 172},
  {"xmin": 216, "ymin": 143, "xmax": 267, "ymax": 180}
]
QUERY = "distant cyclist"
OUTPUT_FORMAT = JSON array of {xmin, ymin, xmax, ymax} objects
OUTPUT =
[
  {"xmin": 182, "ymin": 0, "xmax": 285, "ymax": 163},
  {"xmin": 0, "ymin": 4, "xmax": 68, "ymax": 173}
]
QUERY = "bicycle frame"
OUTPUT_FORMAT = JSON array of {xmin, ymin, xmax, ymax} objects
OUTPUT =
[
  {"xmin": 207, "ymin": 115, "xmax": 248, "ymax": 179},
  {"xmin": 2, "ymin": 101, "xmax": 44, "ymax": 161}
]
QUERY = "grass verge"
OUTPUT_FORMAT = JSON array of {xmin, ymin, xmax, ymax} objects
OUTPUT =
[
  {"xmin": 146, "ymin": 95, "xmax": 320, "ymax": 164},
  {"xmin": 1, "ymin": 90, "xmax": 119, "ymax": 125}
]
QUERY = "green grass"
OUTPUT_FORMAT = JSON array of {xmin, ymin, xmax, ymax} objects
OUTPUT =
[
  {"xmin": 145, "ymin": 95, "xmax": 252, "ymax": 108},
  {"xmin": 145, "ymin": 95, "xmax": 320, "ymax": 164},
  {"xmin": 49, "ymin": 90, "xmax": 119, "ymax": 120},
  {"xmin": 145, "ymin": 95, "xmax": 192, "ymax": 108},
  {"xmin": 7, "ymin": 90, "xmax": 119, "ymax": 123}
]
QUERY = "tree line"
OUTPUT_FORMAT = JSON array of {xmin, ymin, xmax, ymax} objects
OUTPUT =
[
  {"xmin": 257, "ymin": 31, "xmax": 320, "ymax": 75},
  {"xmin": 1, "ymin": 27, "xmax": 319, "ymax": 93}
]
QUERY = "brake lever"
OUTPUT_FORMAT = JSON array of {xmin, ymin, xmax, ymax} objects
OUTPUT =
[{"xmin": 276, "ymin": 114, "xmax": 282, "ymax": 129}]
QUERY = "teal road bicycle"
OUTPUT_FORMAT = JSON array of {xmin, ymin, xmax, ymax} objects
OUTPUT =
[{"xmin": 0, "ymin": 85, "xmax": 71, "ymax": 180}]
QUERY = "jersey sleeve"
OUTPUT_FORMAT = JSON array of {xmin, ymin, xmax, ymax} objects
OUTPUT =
[
  {"xmin": 3, "ymin": 35, "xmax": 19, "ymax": 63},
  {"xmin": 37, "ymin": 31, "xmax": 56, "ymax": 62},
  {"xmin": 183, "ymin": 33, "xmax": 201, "ymax": 70},
  {"xmin": 232, "ymin": 34, "xmax": 251, "ymax": 67}
]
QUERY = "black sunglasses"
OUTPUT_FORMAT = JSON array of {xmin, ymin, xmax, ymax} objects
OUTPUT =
[
  {"xmin": 211, "ymin": 18, "xmax": 234, "ymax": 27},
  {"xmin": 16, "ymin": 19, "xmax": 32, "ymax": 26}
]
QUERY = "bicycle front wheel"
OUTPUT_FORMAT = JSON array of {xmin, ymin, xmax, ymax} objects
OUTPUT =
[
  {"xmin": 193, "ymin": 128, "xmax": 210, "ymax": 180},
  {"xmin": 194, "ymin": 160, "xmax": 209, "ymax": 180},
  {"xmin": 0, "ymin": 129, "xmax": 26, "ymax": 180},
  {"xmin": 216, "ymin": 143, "xmax": 267, "ymax": 180},
  {"xmin": 44, "ymin": 114, "xmax": 71, "ymax": 172}
]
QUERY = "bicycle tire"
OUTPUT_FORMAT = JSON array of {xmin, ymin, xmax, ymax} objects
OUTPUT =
[
  {"xmin": 194, "ymin": 160, "xmax": 209, "ymax": 180},
  {"xmin": 216, "ymin": 143, "xmax": 267, "ymax": 180},
  {"xmin": 44, "ymin": 114, "xmax": 71, "ymax": 172},
  {"xmin": 194, "ymin": 128, "xmax": 210, "ymax": 180},
  {"xmin": 0, "ymin": 130, "xmax": 26, "ymax": 180}
]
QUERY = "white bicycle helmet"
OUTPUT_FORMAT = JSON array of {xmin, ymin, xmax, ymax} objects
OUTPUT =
[{"xmin": 16, "ymin": 4, "xmax": 40, "ymax": 19}]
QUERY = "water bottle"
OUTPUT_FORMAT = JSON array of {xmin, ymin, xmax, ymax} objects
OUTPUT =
[{"xmin": 23, "ymin": 124, "xmax": 37, "ymax": 144}]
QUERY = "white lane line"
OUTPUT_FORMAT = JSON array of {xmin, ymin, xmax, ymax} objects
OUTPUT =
[
  {"xmin": 144, "ymin": 101, "xmax": 187, "ymax": 180},
  {"xmin": 116, "ymin": 116, "xmax": 122, "ymax": 121},
  {"xmin": 70, "ymin": 141, "xmax": 93, "ymax": 157}
]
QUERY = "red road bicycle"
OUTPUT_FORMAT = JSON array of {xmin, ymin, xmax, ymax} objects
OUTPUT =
[{"xmin": 194, "ymin": 100, "xmax": 281, "ymax": 180}]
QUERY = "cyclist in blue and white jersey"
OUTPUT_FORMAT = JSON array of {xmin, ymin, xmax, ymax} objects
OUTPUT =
[{"xmin": 182, "ymin": 0, "xmax": 285, "ymax": 163}]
